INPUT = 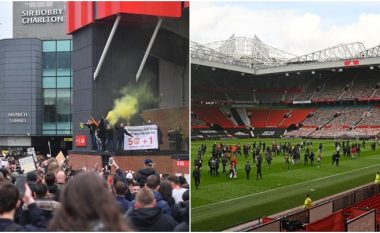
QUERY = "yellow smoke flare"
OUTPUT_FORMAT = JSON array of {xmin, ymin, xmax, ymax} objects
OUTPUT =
[{"xmin": 106, "ymin": 83, "xmax": 155, "ymax": 125}]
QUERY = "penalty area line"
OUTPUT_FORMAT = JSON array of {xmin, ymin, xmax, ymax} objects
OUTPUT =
[{"xmin": 193, "ymin": 163, "xmax": 380, "ymax": 210}]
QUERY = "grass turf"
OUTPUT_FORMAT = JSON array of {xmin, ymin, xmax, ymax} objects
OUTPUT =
[{"xmin": 190, "ymin": 138, "xmax": 380, "ymax": 231}]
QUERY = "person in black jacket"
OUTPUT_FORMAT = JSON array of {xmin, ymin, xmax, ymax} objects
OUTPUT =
[
  {"xmin": 97, "ymin": 118, "xmax": 107, "ymax": 151},
  {"xmin": 193, "ymin": 166, "xmax": 201, "ymax": 190},
  {"xmin": 114, "ymin": 181, "xmax": 131, "ymax": 214},
  {"xmin": 256, "ymin": 154, "xmax": 263, "ymax": 180},
  {"xmin": 135, "ymin": 159, "xmax": 158, "ymax": 187},
  {"xmin": 244, "ymin": 161, "xmax": 251, "ymax": 180},
  {"xmin": 115, "ymin": 123, "xmax": 133, "ymax": 152},
  {"xmin": 84, "ymin": 119, "xmax": 98, "ymax": 151},
  {"xmin": 126, "ymin": 187, "xmax": 177, "ymax": 231},
  {"xmin": 105, "ymin": 124, "xmax": 114, "ymax": 152},
  {"xmin": 0, "ymin": 182, "xmax": 47, "ymax": 231}
]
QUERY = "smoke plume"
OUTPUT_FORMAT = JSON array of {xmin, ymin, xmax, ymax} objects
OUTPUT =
[{"xmin": 106, "ymin": 83, "xmax": 155, "ymax": 125}]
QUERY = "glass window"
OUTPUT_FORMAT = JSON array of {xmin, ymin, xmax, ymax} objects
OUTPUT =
[
  {"xmin": 43, "ymin": 53, "xmax": 57, "ymax": 76},
  {"xmin": 42, "ymin": 40, "xmax": 73, "ymax": 136},
  {"xmin": 57, "ymin": 52, "xmax": 71, "ymax": 76},
  {"xmin": 43, "ymin": 41, "xmax": 56, "ymax": 52},
  {"xmin": 43, "ymin": 123, "xmax": 56, "ymax": 130},
  {"xmin": 43, "ymin": 77, "xmax": 56, "ymax": 88},
  {"xmin": 57, "ymin": 40, "xmax": 71, "ymax": 52},
  {"xmin": 43, "ymin": 130, "xmax": 55, "ymax": 135},
  {"xmin": 57, "ymin": 76, "xmax": 71, "ymax": 88},
  {"xmin": 57, "ymin": 130, "xmax": 71, "ymax": 135},
  {"xmin": 57, "ymin": 122, "xmax": 71, "ymax": 130},
  {"xmin": 57, "ymin": 89, "xmax": 71, "ymax": 123},
  {"xmin": 43, "ymin": 89, "xmax": 56, "ymax": 104}
]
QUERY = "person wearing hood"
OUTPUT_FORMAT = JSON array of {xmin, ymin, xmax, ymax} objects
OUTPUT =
[
  {"xmin": 135, "ymin": 159, "xmax": 158, "ymax": 187},
  {"xmin": 126, "ymin": 187, "xmax": 177, "ymax": 231}
]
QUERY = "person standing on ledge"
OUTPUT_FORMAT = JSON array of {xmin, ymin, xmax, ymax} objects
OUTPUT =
[
  {"xmin": 106, "ymin": 124, "xmax": 114, "ymax": 152},
  {"xmin": 115, "ymin": 122, "xmax": 133, "ymax": 152},
  {"xmin": 84, "ymin": 118, "xmax": 99, "ymax": 151},
  {"xmin": 304, "ymin": 194, "xmax": 312, "ymax": 209}
]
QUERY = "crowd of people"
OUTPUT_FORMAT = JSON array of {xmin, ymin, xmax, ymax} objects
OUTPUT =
[
  {"xmin": 84, "ymin": 118, "xmax": 185, "ymax": 153},
  {"xmin": 0, "ymin": 153, "xmax": 189, "ymax": 231},
  {"xmin": 193, "ymin": 139, "xmax": 379, "ymax": 189}
]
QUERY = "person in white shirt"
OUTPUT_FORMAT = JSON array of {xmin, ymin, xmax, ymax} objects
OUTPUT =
[{"xmin": 167, "ymin": 175, "xmax": 187, "ymax": 204}]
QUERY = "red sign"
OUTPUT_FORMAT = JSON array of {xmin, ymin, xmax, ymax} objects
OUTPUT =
[
  {"xmin": 75, "ymin": 135, "xmax": 87, "ymax": 147},
  {"xmin": 344, "ymin": 59, "xmax": 360, "ymax": 67},
  {"xmin": 176, "ymin": 160, "xmax": 189, "ymax": 167}
]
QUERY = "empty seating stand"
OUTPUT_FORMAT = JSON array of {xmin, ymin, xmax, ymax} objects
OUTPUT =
[
  {"xmin": 247, "ymin": 109, "xmax": 270, "ymax": 128},
  {"xmin": 192, "ymin": 105, "xmax": 236, "ymax": 128},
  {"xmin": 280, "ymin": 108, "xmax": 316, "ymax": 128}
]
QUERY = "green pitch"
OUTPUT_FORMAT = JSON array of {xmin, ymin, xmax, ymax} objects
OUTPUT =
[{"xmin": 191, "ymin": 138, "xmax": 380, "ymax": 231}]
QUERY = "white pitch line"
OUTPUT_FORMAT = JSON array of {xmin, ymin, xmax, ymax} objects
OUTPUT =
[{"xmin": 193, "ymin": 163, "xmax": 380, "ymax": 210}]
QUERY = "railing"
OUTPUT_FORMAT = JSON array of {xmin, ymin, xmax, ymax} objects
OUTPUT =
[{"xmin": 247, "ymin": 183, "xmax": 380, "ymax": 231}]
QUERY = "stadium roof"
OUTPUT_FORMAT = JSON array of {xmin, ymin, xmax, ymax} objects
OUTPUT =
[{"xmin": 191, "ymin": 35, "xmax": 380, "ymax": 75}]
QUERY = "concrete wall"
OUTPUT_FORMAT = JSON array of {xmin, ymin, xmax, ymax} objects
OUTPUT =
[
  {"xmin": 13, "ymin": 1, "xmax": 71, "ymax": 40},
  {"xmin": 0, "ymin": 38, "xmax": 42, "ymax": 137},
  {"xmin": 68, "ymin": 153, "xmax": 189, "ymax": 175}
]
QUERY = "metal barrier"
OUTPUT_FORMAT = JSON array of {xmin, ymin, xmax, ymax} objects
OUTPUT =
[
  {"xmin": 346, "ymin": 209, "xmax": 376, "ymax": 231},
  {"xmin": 285, "ymin": 208, "xmax": 310, "ymax": 224},
  {"xmin": 333, "ymin": 192, "xmax": 356, "ymax": 212},
  {"xmin": 333, "ymin": 184, "xmax": 380, "ymax": 212},
  {"xmin": 309, "ymin": 201, "xmax": 333, "ymax": 223},
  {"xmin": 247, "ymin": 183, "xmax": 380, "ymax": 231},
  {"xmin": 250, "ymin": 219, "xmax": 281, "ymax": 232}
]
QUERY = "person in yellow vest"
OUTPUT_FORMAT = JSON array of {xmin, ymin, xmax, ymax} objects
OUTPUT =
[
  {"xmin": 375, "ymin": 172, "xmax": 380, "ymax": 184},
  {"xmin": 304, "ymin": 194, "xmax": 312, "ymax": 209}
]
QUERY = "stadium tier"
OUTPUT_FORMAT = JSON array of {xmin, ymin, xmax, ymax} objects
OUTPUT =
[
  {"xmin": 191, "ymin": 104, "xmax": 380, "ymax": 139},
  {"xmin": 192, "ymin": 105, "xmax": 236, "ymax": 128},
  {"xmin": 192, "ymin": 60, "xmax": 380, "ymax": 139}
]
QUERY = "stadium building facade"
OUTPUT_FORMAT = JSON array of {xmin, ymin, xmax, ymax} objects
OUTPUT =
[
  {"xmin": 1, "ymin": 1, "xmax": 189, "ymax": 174},
  {"xmin": 0, "ymin": 1, "xmax": 72, "ymax": 156},
  {"xmin": 191, "ymin": 36, "xmax": 380, "ymax": 140},
  {"xmin": 66, "ymin": 1, "xmax": 189, "ymax": 175}
]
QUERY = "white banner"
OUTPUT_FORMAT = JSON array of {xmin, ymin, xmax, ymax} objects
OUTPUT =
[{"xmin": 124, "ymin": 125, "xmax": 158, "ymax": 150}]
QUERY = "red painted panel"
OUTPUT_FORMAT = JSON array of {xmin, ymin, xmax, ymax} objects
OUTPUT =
[
  {"xmin": 75, "ymin": 134, "xmax": 87, "ymax": 147},
  {"xmin": 176, "ymin": 160, "xmax": 189, "ymax": 167},
  {"xmin": 66, "ymin": 1, "xmax": 94, "ymax": 34},
  {"xmin": 95, "ymin": 1, "xmax": 182, "ymax": 20},
  {"xmin": 344, "ymin": 59, "xmax": 360, "ymax": 67},
  {"xmin": 67, "ymin": 1, "xmax": 184, "ymax": 34}
]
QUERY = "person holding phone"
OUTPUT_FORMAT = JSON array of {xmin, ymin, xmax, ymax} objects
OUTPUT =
[{"xmin": 0, "ymin": 182, "xmax": 47, "ymax": 231}]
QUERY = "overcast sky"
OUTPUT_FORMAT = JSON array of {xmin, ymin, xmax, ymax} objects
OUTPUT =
[
  {"xmin": 191, "ymin": 1, "xmax": 380, "ymax": 55},
  {"xmin": 0, "ymin": 1, "xmax": 12, "ymax": 40}
]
